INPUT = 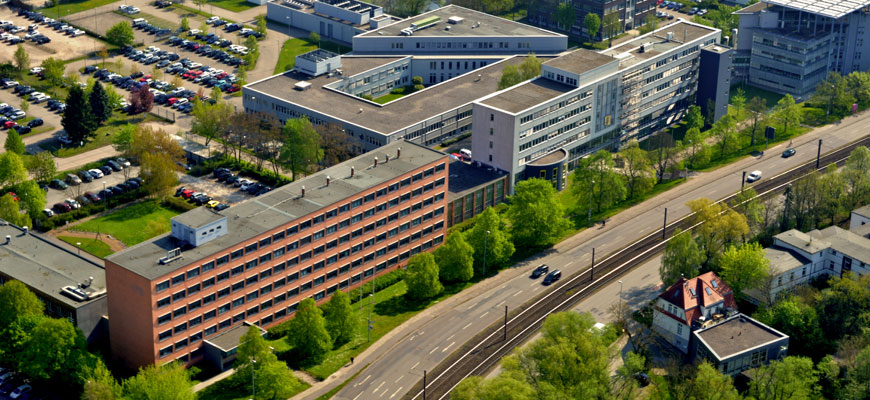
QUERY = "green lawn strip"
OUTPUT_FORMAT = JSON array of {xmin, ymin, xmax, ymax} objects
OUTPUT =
[
  {"xmin": 113, "ymin": 10, "xmax": 178, "ymax": 30},
  {"xmin": 693, "ymin": 124, "xmax": 812, "ymax": 173},
  {"xmin": 730, "ymin": 83, "xmax": 785, "ymax": 109},
  {"xmin": 195, "ymin": 373, "xmax": 310, "ymax": 400},
  {"xmin": 40, "ymin": 113, "xmax": 163, "ymax": 158},
  {"xmin": 274, "ymin": 38, "xmax": 351, "ymax": 74},
  {"xmin": 372, "ymin": 92, "xmax": 404, "ymax": 104},
  {"xmin": 73, "ymin": 200, "xmax": 182, "ymax": 246},
  {"xmin": 41, "ymin": 0, "xmax": 119, "ymax": 17},
  {"xmin": 206, "ymin": 0, "xmax": 260, "ymax": 13},
  {"xmin": 315, "ymin": 364, "xmax": 369, "ymax": 400},
  {"xmin": 58, "ymin": 235, "xmax": 114, "ymax": 258},
  {"xmin": 170, "ymin": 4, "xmax": 237, "ymax": 25}
]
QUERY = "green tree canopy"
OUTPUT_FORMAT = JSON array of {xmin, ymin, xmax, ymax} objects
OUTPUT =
[
  {"xmin": 4, "ymin": 127, "xmax": 25, "ymax": 154},
  {"xmin": 583, "ymin": 12, "xmax": 600, "ymax": 40},
  {"xmin": 106, "ymin": 22, "xmax": 135, "ymax": 47},
  {"xmin": 13, "ymin": 43, "xmax": 29, "ymax": 71},
  {"xmin": 452, "ymin": 375, "xmax": 536, "ymax": 400},
  {"xmin": 746, "ymin": 356, "xmax": 819, "ymax": 400},
  {"xmin": 0, "ymin": 280, "xmax": 43, "ymax": 329},
  {"xmin": 0, "ymin": 152, "xmax": 28, "ymax": 188},
  {"xmin": 465, "ymin": 207, "xmax": 515, "ymax": 275},
  {"xmin": 660, "ymin": 228, "xmax": 706, "ymax": 287},
  {"xmin": 754, "ymin": 297, "xmax": 828, "ymax": 359},
  {"xmin": 773, "ymin": 94, "xmax": 802, "ymax": 136},
  {"xmin": 18, "ymin": 317, "xmax": 90, "ymax": 384},
  {"xmin": 89, "ymin": 81, "xmax": 112, "ymax": 125},
  {"xmin": 844, "ymin": 346, "xmax": 870, "ymax": 399},
  {"xmin": 26, "ymin": 151, "xmax": 56, "ymax": 184},
  {"xmin": 280, "ymin": 118, "xmax": 324, "ymax": 180},
  {"xmin": 572, "ymin": 149, "xmax": 627, "ymax": 214},
  {"xmin": 122, "ymin": 362, "xmax": 195, "ymax": 400},
  {"xmin": 602, "ymin": 12, "xmax": 620, "ymax": 46},
  {"xmin": 0, "ymin": 194, "xmax": 28, "ymax": 227},
  {"xmin": 40, "ymin": 57, "xmax": 65, "ymax": 87},
  {"xmin": 82, "ymin": 359, "xmax": 123, "ymax": 400},
  {"xmin": 498, "ymin": 54, "xmax": 542, "ymax": 90},
  {"xmin": 618, "ymin": 139, "xmax": 656, "ymax": 199},
  {"xmin": 285, "ymin": 298, "xmax": 332, "ymax": 364},
  {"xmin": 404, "ymin": 253, "xmax": 443, "ymax": 301},
  {"xmin": 321, "ymin": 289, "xmax": 357, "ymax": 346},
  {"xmin": 554, "ymin": 2, "xmax": 576, "ymax": 31},
  {"xmin": 434, "ymin": 231, "xmax": 474, "ymax": 283},
  {"xmin": 62, "ymin": 86, "xmax": 97, "ymax": 145},
  {"xmin": 718, "ymin": 242, "xmax": 769, "ymax": 299},
  {"xmin": 16, "ymin": 180, "xmax": 46, "ymax": 218},
  {"xmin": 746, "ymin": 96, "xmax": 768, "ymax": 146},
  {"xmin": 815, "ymin": 274, "xmax": 870, "ymax": 341},
  {"xmin": 507, "ymin": 178, "xmax": 570, "ymax": 247},
  {"xmin": 687, "ymin": 198, "xmax": 749, "ymax": 269}
]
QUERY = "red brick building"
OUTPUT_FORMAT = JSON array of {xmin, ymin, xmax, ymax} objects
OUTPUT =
[{"xmin": 106, "ymin": 141, "xmax": 448, "ymax": 369}]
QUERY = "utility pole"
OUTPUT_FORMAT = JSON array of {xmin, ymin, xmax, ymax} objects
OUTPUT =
[
  {"xmin": 482, "ymin": 230, "xmax": 490, "ymax": 277},
  {"xmin": 741, "ymin": 171, "xmax": 746, "ymax": 190},
  {"xmin": 591, "ymin": 247, "xmax": 595, "ymax": 280},
  {"xmin": 503, "ymin": 305, "xmax": 508, "ymax": 341},
  {"xmin": 816, "ymin": 139, "xmax": 823, "ymax": 168},
  {"xmin": 588, "ymin": 179, "xmax": 595, "ymax": 225},
  {"xmin": 367, "ymin": 293, "xmax": 373, "ymax": 342},
  {"xmin": 250, "ymin": 357, "xmax": 256, "ymax": 400},
  {"xmin": 662, "ymin": 208, "xmax": 667, "ymax": 240},
  {"xmin": 423, "ymin": 370, "xmax": 427, "ymax": 400}
]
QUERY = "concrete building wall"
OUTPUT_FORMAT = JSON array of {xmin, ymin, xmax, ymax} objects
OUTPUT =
[
  {"xmin": 409, "ymin": 57, "xmax": 501, "ymax": 85},
  {"xmin": 471, "ymin": 103, "xmax": 518, "ymax": 188},
  {"xmin": 652, "ymin": 299, "xmax": 691, "ymax": 354},
  {"xmin": 697, "ymin": 46, "xmax": 733, "ymax": 124},
  {"xmin": 109, "ymin": 158, "xmax": 449, "ymax": 369},
  {"xmin": 352, "ymin": 35, "xmax": 568, "ymax": 55},
  {"xmin": 266, "ymin": 2, "xmax": 363, "ymax": 44},
  {"xmin": 850, "ymin": 210, "xmax": 870, "ymax": 232}
]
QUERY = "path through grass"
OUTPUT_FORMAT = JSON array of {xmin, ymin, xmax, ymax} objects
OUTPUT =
[{"xmin": 74, "ymin": 200, "xmax": 182, "ymax": 246}]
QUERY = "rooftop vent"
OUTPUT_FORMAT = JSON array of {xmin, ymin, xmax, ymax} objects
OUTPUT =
[
  {"xmin": 294, "ymin": 81, "xmax": 312, "ymax": 91},
  {"xmin": 61, "ymin": 286, "xmax": 89, "ymax": 302},
  {"xmin": 4, "ymin": 235, "xmax": 9, "ymax": 244},
  {"xmin": 666, "ymin": 31, "xmax": 674, "ymax": 41},
  {"xmin": 448, "ymin": 16, "xmax": 464, "ymax": 24},
  {"xmin": 159, "ymin": 248, "xmax": 182, "ymax": 265}
]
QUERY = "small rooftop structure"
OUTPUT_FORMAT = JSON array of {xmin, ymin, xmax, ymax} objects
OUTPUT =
[
  {"xmin": 480, "ymin": 78, "xmax": 575, "ymax": 114},
  {"xmin": 203, "ymin": 322, "xmax": 267, "ymax": 371},
  {"xmin": 295, "ymin": 49, "xmax": 343, "ymax": 77},
  {"xmin": 602, "ymin": 21, "xmax": 717, "ymax": 70},
  {"xmin": 446, "ymin": 159, "xmax": 506, "ymax": 200}
]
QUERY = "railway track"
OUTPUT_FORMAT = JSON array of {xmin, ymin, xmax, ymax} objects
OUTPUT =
[{"xmin": 404, "ymin": 135, "xmax": 870, "ymax": 400}]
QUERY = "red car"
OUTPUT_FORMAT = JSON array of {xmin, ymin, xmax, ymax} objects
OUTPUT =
[
  {"xmin": 4, "ymin": 120, "xmax": 17, "ymax": 129},
  {"xmin": 167, "ymin": 97, "xmax": 178, "ymax": 105},
  {"xmin": 226, "ymin": 85, "xmax": 240, "ymax": 93},
  {"xmin": 216, "ymin": 72, "xmax": 228, "ymax": 79},
  {"xmin": 84, "ymin": 192, "xmax": 101, "ymax": 202},
  {"xmin": 181, "ymin": 189, "xmax": 195, "ymax": 199},
  {"xmin": 52, "ymin": 202, "xmax": 72, "ymax": 213}
]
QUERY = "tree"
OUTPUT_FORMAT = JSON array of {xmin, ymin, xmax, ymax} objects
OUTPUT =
[
  {"xmin": 129, "ymin": 84, "xmax": 154, "ymax": 114},
  {"xmin": 619, "ymin": 139, "xmax": 656, "ymax": 199},
  {"xmin": 123, "ymin": 363, "xmax": 195, "ymax": 400},
  {"xmin": 686, "ymin": 104, "xmax": 704, "ymax": 130},
  {"xmin": 843, "ymin": 346, "xmax": 870, "ymax": 400},
  {"xmin": 666, "ymin": 362, "xmax": 742, "ymax": 400},
  {"xmin": 711, "ymin": 113, "xmax": 738, "ymax": 158},
  {"xmin": 16, "ymin": 180, "xmax": 46, "ymax": 219},
  {"xmin": 746, "ymin": 356, "xmax": 818, "ymax": 400},
  {"xmin": 573, "ymin": 149, "xmax": 627, "ymax": 215},
  {"xmin": 317, "ymin": 123, "xmax": 358, "ymax": 168},
  {"xmin": 746, "ymin": 96, "xmax": 767, "ymax": 146},
  {"xmin": 105, "ymin": 22, "xmax": 135, "ymax": 47},
  {"xmin": 660, "ymin": 228, "xmax": 705, "ymax": 286},
  {"xmin": 234, "ymin": 324, "xmax": 301, "ymax": 399},
  {"xmin": 0, "ymin": 194, "xmax": 25, "ymax": 227},
  {"xmin": 434, "ymin": 231, "xmax": 474, "ymax": 283},
  {"xmin": 13, "ymin": 44, "xmax": 28, "ymax": 72},
  {"xmin": 815, "ymin": 274, "xmax": 870, "ymax": 341},
  {"xmin": 192, "ymin": 0, "xmax": 205, "ymax": 11},
  {"xmin": 82, "ymin": 360, "xmax": 122, "ymax": 400},
  {"xmin": 554, "ymin": 2, "xmax": 575, "ymax": 32},
  {"xmin": 279, "ymin": 118, "xmax": 323, "ymax": 180},
  {"xmin": 19, "ymin": 97, "xmax": 28, "ymax": 113},
  {"xmin": 388, "ymin": 0, "xmax": 428, "ymax": 18},
  {"xmin": 18, "ymin": 317, "xmax": 89, "ymax": 383},
  {"xmin": 89, "ymin": 81, "xmax": 112, "ymax": 125},
  {"xmin": 718, "ymin": 242, "xmax": 769, "ymax": 300},
  {"xmin": 198, "ymin": 20, "xmax": 209, "ymax": 35},
  {"xmin": 62, "ymin": 86, "xmax": 97, "ymax": 145},
  {"xmin": 251, "ymin": 358, "xmax": 305, "ymax": 400},
  {"xmin": 452, "ymin": 375, "xmax": 535, "ymax": 400},
  {"xmin": 755, "ymin": 297, "xmax": 827, "ymax": 359},
  {"xmin": 773, "ymin": 94, "xmax": 801, "ymax": 136},
  {"xmin": 97, "ymin": 47, "xmax": 109, "ymax": 67},
  {"xmin": 308, "ymin": 31, "xmax": 320, "ymax": 45},
  {"xmin": 321, "ymin": 290, "xmax": 357, "ymax": 346},
  {"xmin": 648, "ymin": 131, "xmax": 681, "ymax": 181},
  {"xmin": 4, "ymin": 127, "xmax": 25, "ymax": 154},
  {"xmin": 842, "ymin": 146, "xmax": 870, "ymax": 210},
  {"xmin": 583, "ymin": 12, "xmax": 600, "ymax": 41},
  {"xmin": 734, "ymin": 187, "xmax": 765, "ymax": 235},
  {"xmin": 813, "ymin": 71, "xmax": 855, "ymax": 116},
  {"xmin": 180, "ymin": 16, "xmax": 190, "ymax": 32},
  {"xmin": 112, "ymin": 125, "xmax": 136, "ymax": 157},
  {"xmin": 191, "ymin": 100, "xmax": 233, "ymax": 147},
  {"xmin": 846, "ymin": 71, "xmax": 870, "ymax": 107},
  {"xmin": 614, "ymin": 352, "xmax": 646, "ymax": 399},
  {"xmin": 0, "ymin": 280, "xmax": 42, "ymax": 329},
  {"xmin": 507, "ymin": 178, "xmax": 570, "ymax": 247},
  {"xmin": 255, "ymin": 14, "xmax": 267, "ymax": 36},
  {"xmin": 285, "ymin": 298, "xmax": 332, "ymax": 364},
  {"xmin": 731, "ymin": 87, "xmax": 746, "ymax": 118},
  {"xmin": 603, "ymin": 11, "xmax": 620, "ymax": 47},
  {"xmin": 40, "ymin": 57, "xmax": 65, "ymax": 88},
  {"xmin": 465, "ymin": 207, "xmax": 514, "ymax": 275},
  {"xmin": 687, "ymin": 198, "xmax": 749, "ymax": 269},
  {"xmin": 209, "ymin": 86, "xmax": 223, "ymax": 102},
  {"xmin": 138, "ymin": 142, "xmax": 183, "ymax": 197},
  {"xmin": 405, "ymin": 253, "xmax": 443, "ymax": 301},
  {"xmin": 684, "ymin": 126, "xmax": 710, "ymax": 168},
  {"xmin": 498, "ymin": 55, "xmax": 542, "ymax": 90},
  {"xmin": 0, "ymin": 152, "xmax": 28, "ymax": 188}
]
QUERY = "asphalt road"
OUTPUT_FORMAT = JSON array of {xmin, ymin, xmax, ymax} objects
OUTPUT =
[{"xmin": 314, "ymin": 113, "xmax": 870, "ymax": 400}]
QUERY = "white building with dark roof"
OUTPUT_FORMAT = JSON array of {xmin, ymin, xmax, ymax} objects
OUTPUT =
[{"xmin": 691, "ymin": 313, "xmax": 789, "ymax": 376}]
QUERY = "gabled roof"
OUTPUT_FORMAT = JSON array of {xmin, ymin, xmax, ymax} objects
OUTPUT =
[{"xmin": 659, "ymin": 271, "xmax": 735, "ymax": 323}]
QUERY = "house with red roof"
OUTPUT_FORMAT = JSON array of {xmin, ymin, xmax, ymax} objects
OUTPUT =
[{"xmin": 652, "ymin": 271, "xmax": 737, "ymax": 354}]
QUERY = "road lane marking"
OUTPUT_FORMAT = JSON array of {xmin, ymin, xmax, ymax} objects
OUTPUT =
[
  {"xmin": 353, "ymin": 392, "xmax": 363, "ymax": 400},
  {"xmin": 446, "ymin": 334, "xmax": 454, "ymax": 341},
  {"xmin": 373, "ymin": 381, "xmax": 385, "ymax": 394},
  {"xmin": 356, "ymin": 374, "xmax": 371, "ymax": 387},
  {"xmin": 512, "ymin": 290, "xmax": 523, "ymax": 297},
  {"xmin": 529, "ymin": 281, "xmax": 538, "ymax": 287},
  {"xmin": 442, "ymin": 341, "xmax": 455, "ymax": 353},
  {"xmin": 390, "ymin": 387, "xmax": 404, "ymax": 399},
  {"xmin": 395, "ymin": 375, "xmax": 404, "ymax": 383},
  {"xmin": 409, "ymin": 335, "xmax": 415, "ymax": 341},
  {"xmin": 429, "ymin": 347, "xmax": 438, "ymax": 355},
  {"xmin": 466, "ymin": 302, "xmax": 479, "ymax": 310},
  {"xmin": 533, "ymin": 286, "xmax": 540, "ymax": 291},
  {"xmin": 411, "ymin": 361, "xmax": 419, "ymax": 370},
  {"xmin": 462, "ymin": 322, "xmax": 472, "ymax": 330},
  {"xmin": 479, "ymin": 311, "xmax": 489, "ymax": 319}
]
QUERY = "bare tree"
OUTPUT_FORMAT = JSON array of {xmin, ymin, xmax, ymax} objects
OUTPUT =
[
  {"xmin": 247, "ymin": 112, "xmax": 282, "ymax": 173},
  {"xmin": 317, "ymin": 123, "xmax": 359, "ymax": 168},
  {"xmin": 648, "ymin": 132, "xmax": 681, "ymax": 181}
]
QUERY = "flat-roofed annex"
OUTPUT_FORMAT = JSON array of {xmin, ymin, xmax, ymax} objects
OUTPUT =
[
  {"xmin": 542, "ymin": 48, "xmax": 617, "ymax": 75},
  {"xmin": 106, "ymin": 141, "xmax": 446, "ymax": 280},
  {"xmin": 602, "ymin": 20, "xmax": 718, "ymax": 69},
  {"xmin": 358, "ymin": 5, "xmax": 564, "ymax": 38},
  {"xmin": 479, "ymin": 78, "xmax": 575, "ymax": 114},
  {"xmin": 245, "ymin": 55, "xmax": 537, "ymax": 135}
]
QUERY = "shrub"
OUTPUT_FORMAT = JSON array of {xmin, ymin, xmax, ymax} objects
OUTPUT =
[
  {"xmin": 190, "ymin": 154, "xmax": 291, "ymax": 187},
  {"xmin": 161, "ymin": 196, "xmax": 197, "ymax": 212},
  {"xmin": 34, "ymin": 188, "xmax": 148, "ymax": 232}
]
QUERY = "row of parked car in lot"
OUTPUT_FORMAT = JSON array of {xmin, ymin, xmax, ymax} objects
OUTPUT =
[
  {"xmin": 213, "ymin": 168, "xmax": 274, "ymax": 196},
  {"xmin": 165, "ymin": 33, "xmax": 247, "ymax": 68},
  {"xmin": 43, "ymin": 158, "xmax": 143, "ymax": 216},
  {"xmin": 16, "ymin": 8, "xmax": 89, "ymax": 40},
  {"xmin": 0, "ymin": 77, "xmax": 50, "ymax": 134},
  {"xmin": 0, "ymin": 367, "xmax": 32, "ymax": 399}
]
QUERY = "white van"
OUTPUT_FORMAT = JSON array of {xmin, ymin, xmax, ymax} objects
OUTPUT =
[
  {"xmin": 132, "ymin": 18, "xmax": 146, "ymax": 27},
  {"xmin": 459, "ymin": 148, "xmax": 472, "ymax": 161}
]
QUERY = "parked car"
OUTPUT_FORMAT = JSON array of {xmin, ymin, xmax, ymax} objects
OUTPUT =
[
  {"xmin": 13, "ymin": 125, "xmax": 29, "ymax": 134},
  {"xmin": 181, "ymin": 189, "xmax": 195, "ymax": 199},
  {"xmin": 116, "ymin": 157, "xmax": 131, "ymax": 167},
  {"xmin": 88, "ymin": 168, "xmax": 104, "ymax": 178},
  {"xmin": 78, "ymin": 170, "xmax": 94, "ymax": 182},
  {"xmin": 10, "ymin": 384, "xmax": 31, "ymax": 399},
  {"xmin": 64, "ymin": 198, "xmax": 82, "ymax": 209},
  {"xmin": 99, "ymin": 165, "xmax": 113, "ymax": 175},
  {"xmin": 42, "ymin": 208, "xmax": 54, "ymax": 217},
  {"xmin": 206, "ymin": 200, "xmax": 220, "ymax": 208},
  {"xmin": 26, "ymin": 118, "xmax": 42, "ymax": 127},
  {"xmin": 530, "ymin": 264, "xmax": 550, "ymax": 279},
  {"xmin": 214, "ymin": 203, "xmax": 230, "ymax": 211},
  {"xmin": 49, "ymin": 179, "xmax": 67, "ymax": 189},
  {"xmin": 52, "ymin": 202, "xmax": 72, "ymax": 213},
  {"xmin": 106, "ymin": 159, "xmax": 123, "ymax": 171},
  {"xmin": 65, "ymin": 173, "xmax": 82, "ymax": 185},
  {"xmin": 84, "ymin": 192, "xmax": 101, "ymax": 202}
]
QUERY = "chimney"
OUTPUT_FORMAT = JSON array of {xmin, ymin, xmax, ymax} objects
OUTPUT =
[
  {"xmin": 351, "ymin": 166, "xmax": 355, "ymax": 177},
  {"xmin": 301, "ymin": 186, "xmax": 305, "ymax": 197},
  {"xmin": 374, "ymin": 157, "xmax": 379, "ymax": 167},
  {"xmin": 4, "ymin": 235, "xmax": 9, "ymax": 244},
  {"xmin": 397, "ymin": 147, "xmax": 401, "ymax": 158},
  {"xmin": 326, "ymin": 176, "xmax": 331, "ymax": 186},
  {"xmin": 22, "ymin": 226, "xmax": 28, "ymax": 235},
  {"xmin": 385, "ymin": 154, "xmax": 390, "ymax": 163}
]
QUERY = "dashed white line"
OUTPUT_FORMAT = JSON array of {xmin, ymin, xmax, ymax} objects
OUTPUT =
[
  {"xmin": 429, "ymin": 347, "xmax": 439, "ymax": 355},
  {"xmin": 446, "ymin": 334, "xmax": 454, "ymax": 341},
  {"xmin": 512, "ymin": 290, "xmax": 523, "ymax": 297},
  {"xmin": 373, "ymin": 380, "xmax": 385, "ymax": 394},
  {"xmin": 462, "ymin": 322, "xmax": 472, "ymax": 330},
  {"xmin": 479, "ymin": 311, "xmax": 489, "ymax": 319},
  {"xmin": 409, "ymin": 335, "xmax": 415, "ymax": 341},
  {"xmin": 353, "ymin": 391, "xmax": 363, "ymax": 400},
  {"xmin": 529, "ymin": 281, "xmax": 538, "ymax": 287},
  {"xmin": 356, "ymin": 374, "xmax": 371, "ymax": 387},
  {"xmin": 390, "ymin": 386, "xmax": 404, "ymax": 399},
  {"xmin": 532, "ymin": 286, "xmax": 540, "ymax": 292},
  {"xmin": 395, "ymin": 375, "xmax": 404, "ymax": 383},
  {"xmin": 411, "ymin": 361, "xmax": 420, "ymax": 370},
  {"xmin": 466, "ymin": 301, "xmax": 479, "ymax": 310},
  {"xmin": 441, "ymin": 341, "xmax": 455, "ymax": 353}
]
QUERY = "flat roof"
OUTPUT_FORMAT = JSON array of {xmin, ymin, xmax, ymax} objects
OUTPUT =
[
  {"xmin": 775, "ymin": 229, "xmax": 829, "ymax": 254},
  {"xmin": 765, "ymin": 245, "xmax": 810, "ymax": 274},
  {"xmin": 358, "ymin": 5, "xmax": 563, "ymax": 38},
  {"xmin": 446, "ymin": 159, "xmax": 506, "ymax": 199},
  {"xmin": 853, "ymin": 205, "xmax": 870, "ymax": 219},
  {"xmin": 204, "ymin": 322, "xmax": 264, "ymax": 352},
  {"xmin": 107, "ymin": 141, "xmax": 446, "ymax": 280},
  {"xmin": 527, "ymin": 148, "xmax": 567, "ymax": 165},
  {"xmin": 542, "ymin": 48, "xmax": 616, "ymax": 75},
  {"xmin": 695, "ymin": 314, "xmax": 787, "ymax": 359},
  {"xmin": 480, "ymin": 77, "xmax": 575, "ymax": 114},
  {"xmin": 763, "ymin": 0, "xmax": 869, "ymax": 18},
  {"xmin": 811, "ymin": 226, "xmax": 870, "ymax": 264},
  {"xmin": 602, "ymin": 21, "xmax": 717, "ymax": 70},
  {"xmin": 173, "ymin": 207, "xmax": 225, "ymax": 229},
  {"xmin": 0, "ymin": 223, "xmax": 106, "ymax": 308},
  {"xmin": 734, "ymin": 1, "xmax": 771, "ymax": 13},
  {"xmin": 246, "ymin": 55, "xmax": 537, "ymax": 135}
]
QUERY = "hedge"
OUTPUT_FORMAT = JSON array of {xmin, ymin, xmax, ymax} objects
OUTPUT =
[
  {"xmin": 35, "ymin": 188, "xmax": 148, "ymax": 231},
  {"xmin": 190, "ymin": 154, "xmax": 291, "ymax": 187}
]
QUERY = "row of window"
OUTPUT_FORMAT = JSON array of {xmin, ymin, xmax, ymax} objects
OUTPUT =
[
  {"xmin": 157, "ymin": 233, "xmax": 446, "ymax": 357},
  {"xmin": 155, "ymin": 167, "xmax": 446, "ymax": 294}
]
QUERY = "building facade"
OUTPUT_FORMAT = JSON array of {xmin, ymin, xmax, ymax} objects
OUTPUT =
[
  {"xmin": 734, "ymin": 0, "xmax": 870, "ymax": 99},
  {"xmin": 528, "ymin": 0, "xmax": 657, "ymax": 40},
  {"xmin": 652, "ymin": 272, "xmax": 737, "ymax": 354},
  {"xmin": 266, "ymin": 0, "xmax": 398, "ymax": 44},
  {"xmin": 106, "ymin": 142, "xmax": 449, "ymax": 369},
  {"xmin": 691, "ymin": 313, "xmax": 789, "ymax": 376}
]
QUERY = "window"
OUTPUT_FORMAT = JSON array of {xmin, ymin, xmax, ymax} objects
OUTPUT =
[
  {"xmin": 259, "ymin": 237, "xmax": 272, "ymax": 248},
  {"xmin": 158, "ymin": 313, "xmax": 171, "ymax": 325},
  {"xmin": 187, "ymin": 284, "xmax": 201, "ymax": 296},
  {"xmin": 245, "ymin": 243, "xmax": 258, "ymax": 254},
  {"xmin": 188, "ymin": 299, "xmax": 202, "ymax": 312},
  {"xmin": 217, "ymin": 271, "xmax": 230, "ymax": 282},
  {"xmin": 156, "ymin": 280, "xmax": 170, "ymax": 293},
  {"xmin": 171, "ymin": 274, "xmax": 185, "ymax": 286},
  {"xmin": 204, "ymin": 310, "xmax": 216, "ymax": 321},
  {"xmin": 186, "ymin": 267, "xmax": 200, "ymax": 279},
  {"xmin": 172, "ymin": 291, "xmax": 185, "ymax": 302},
  {"xmin": 159, "ymin": 346, "xmax": 173, "ymax": 358},
  {"xmin": 158, "ymin": 330, "xmax": 172, "ymax": 341},
  {"xmin": 203, "ymin": 293, "xmax": 216, "ymax": 305},
  {"xmin": 218, "ymin": 303, "xmax": 231, "ymax": 315},
  {"xmin": 231, "ymin": 249, "xmax": 244, "ymax": 260},
  {"xmin": 173, "ymin": 306, "xmax": 186, "ymax": 318},
  {"xmin": 216, "ymin": 255, "xmax": 229, "ymax": 266},
  {"xmin": 231, "ymin": 265, "xmax": 244, "ymax": 276},
  {"xmin": 174, "ymin": 323, "xmax": 188, "ymax": 334},
  {"xmin": 246, "ymin": 259, "xmax": 258, "ymax": 270},
  {"xmin": 157, "ymin": 297, "xmax": 170, "ymax": 308}
]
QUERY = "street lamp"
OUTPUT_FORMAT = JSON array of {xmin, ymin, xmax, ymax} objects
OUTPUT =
[
  {"xmin": 76, "ymin": 242, "xmax": 81, "ymax": 255},
  {"xmin": 367, "ymin": 293, "xmax": 373, "ymax": 342},
  {"xmin": 482, "ymin": 230, "xmax": 490, "ymax": 277},
  {"xmin": 588, "ymin": 180, "xmax": 595, "ymax": 224},
  {"xmin": 618, "ymin": 280, "xmax": 624, "ymax": 309},
  {"xmin": 250, "ymin": 357, "xmax": 257, "ymax": 400}
]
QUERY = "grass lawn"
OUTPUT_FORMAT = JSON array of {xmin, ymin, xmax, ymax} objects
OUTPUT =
[
  {"xmin": 315, "ymin": 364, "xmax": 368, "ymax": 400},
  {"xmin": 274, "ymin": 38, "xmax": 351, "ymax": 74},
  {"xmin": 207, "ymin": 0, "xmax": 260, "ymax": 13},
  {"xmin": 170, "ymin": 4, "xmax": 238, "ymax": 25},
  {"xmin": 372, "ymin": 86, "xmax": 415, "ymax": 104},
  {"xmin": 58, "ymin": 235, "xmax": 114, "ymax": 258},
  {"xmin": 41, "ymin": 0, "xmax": 119, "ymax": 17},
  {"xmin": 730, "ymin": 83, "xmax": 785, "ymax": 109},
  {"xmin": 196, "ymin": 374, "xmax": 309, "ymax": 400},
  {"xmin": 39, "ymin": 113, "xmax": 163, "ymax": 158},
  {"xmin": 73, "ymin": 200, "xmax": 182, "ymax": 246}
]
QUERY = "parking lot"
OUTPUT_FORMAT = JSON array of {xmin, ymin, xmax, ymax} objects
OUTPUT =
[
  {"xmin": 45, "ymin": 166, "xmax": 140, "ymax": 207},
  {"xmin": 0, "ymin": 6, "xmax": 99, "ymax": 66}
]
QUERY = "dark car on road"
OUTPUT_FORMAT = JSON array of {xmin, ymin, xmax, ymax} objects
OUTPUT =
[
  {"xmin": 782, "ymin": 148, "xmax": 796, "ymax": 158},
  {"xmin": 542, "ymin": 270, "xmax": 562, "ymax": 285},
  {"xmin": 530, "ymin": 264, "xmax": 550, "ymax": 279}
]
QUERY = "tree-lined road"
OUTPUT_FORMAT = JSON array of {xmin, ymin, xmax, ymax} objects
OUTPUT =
[{"xmin": 296, "ymin": 113, "xmax": 870, "ymax": 400}]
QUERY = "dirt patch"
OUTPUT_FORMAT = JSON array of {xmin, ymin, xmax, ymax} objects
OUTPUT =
[
  {"xmin": 0, "ymin": 7, "xmax": 99, "ymax": 64},
  {"xmin": 178, "ymin": 173, "xmax": 255, "ymax": 205},
  {"xmin": 50, "ymin": 229, "xmax": 126, "ymax": 251}
]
